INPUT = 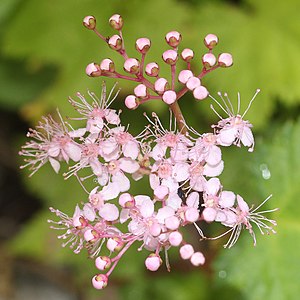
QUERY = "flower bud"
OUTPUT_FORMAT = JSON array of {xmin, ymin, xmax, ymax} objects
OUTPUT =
[
  {"xmin": 119, "ymin": 193, "xmax": 135, "ymax": 208},
  {"xmin": 190, "ymin": 252, "xmax": 205, "ymax": 266},
  {"xmin": 136, "ymin": 38, "xmax": 151, "ymax": 54},
  {"xmin": 107, "ymin": 237, "xmax": 124, "ymax": 252},
  {"xmin": 202, "ymin": 53, "xmax": 216, "ymax": 68},
  {"xmin": 202, "ymin": 207, "xmax": 217, "ymax": 222},
  {"xmin": 145, "ymin": 254, "xmax": 162, "ymax": 271},
  {"xmin": 165, "ymin": 215, "xmax": 180, "ymax": 230},
  {"xmin": 109, "ymin": 14, "xmax": 123, "ymax": 30},
  {"xmin": 86, "ymin": 63, "xmax": 101, "ymax": 77},
  {"xmin": 154, "ymin": 185, "xmax": 169, "ymax": 200},
  {"xmin": 95, "ymin": 256, "xmax": 112, "ymax": 270},
  {"xmin": 124, "ymin": 58, "xmax": 140, "ymax": 74},
  {"xmin": 125, "ymin": 95, "xmax": 139, "ymax": 109},
  {"xmin": 73, "ymin": 215, "xmax": 88, "ymax": 229},
  {"xmin": 108, "ymin": 34, "xmax": 122, "ymax": 51},
  {"xmin": 84, "ymin": 229, "xmax": 99, "ymax": 242},
  {"xmin": 149, "ymin": 223, "xmax": 161, "ymax": 237},
  {"xmin": 168, "ymin": 231, "xmax": 183, "ymax": 246},
  {"xmin": 92, "ymin": 274, "xmax": 108, "ymax": 290},
  {"xmin": 100, "ymin": 58, "xmax": 115, "ymax": 73},
  {"xmin": 180, "ymin": 244, "xmax": 194, "ymax": 260},
  {"xmin": 134, "ymin": 84, "xmax": 148, "ymax": 98},
  {"xmin": 218, "ymin": 53, "xmax": 233, "ymax": 67},
  {"xmin": 162, "ymin": 90, "xmax": 177, "ymax": 105},
  {"xmin": 193, "ymin": 85, "xmax": 209, "ymax": 100},
  {"xmin": 162, "ymin": 49, "xmax": 178, "ymax": 65},
  {"xmin": 154, "ymin": 78, "xmax": 169, "ymax": 94},
  {"xmin": 165, "ymin": 31, "xmax": 182, "ymax": 47},
  {"xmin": 186, "ymin": 76, "xmax": 201, "ymax": 91},
  {"xmin": 145, "ymin": 62, "xmax": 159, "ymax": 77},
  {"xmin": 184, "ymin": 207, "xmax": 199, "ymax": 223},
  {"xmin": 204, "ymin": 33, "xmax": 218, "ymax": 49},
  {"xmin": 83, "ymin": 16, "xmax": 96, "ymax": 30},
  {"xmin": 178, "ymin": 70, "xmax": 193, "ymax": 84},
  {"xmin": 181, "ymin": 48, "xmax": 194, "ymax": 62}
]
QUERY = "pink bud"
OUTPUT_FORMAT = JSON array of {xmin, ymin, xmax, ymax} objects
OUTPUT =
[
  {"xmin": 162, "ymin": 90, "xmax": 177, "ymax": 104},
  {"xmin": 154, "ymin": 78, "xmax": 169, "ymax": 94},
  {"xmin": 181, "ymin": 48, "xmax": 194, "ymax": 62},
  {"xmin": 202, "ymin": 207, "xmax": 217, "ymax": 222},
  {"xmin": 218, "ymin": 53, "xmax": 233, "ymax": 67},
  {"xmin": 162, "ymin": 49, "xmax": 178, "ymax": 65},
  {"xmin": 145, "ymin": 62, "xmax": 159, "ymax": 77},
  {"xmin": 92, "ymin": 274, "xmax": 108, "ymax": 290},
  {"xmin": 108, "ymin": 34, "xmax": 122, "ymax": 51},
  {"xmin": 119, "ymin": 193, "xmax": 135, "ymax": 208},
  {"xmin": 95, "ymin": 256, "xmax": 112, "ymax": 270},
  {"xmin": 168, "ymin": 231, "xmax": 183, "ymax": 246},
  {"xmin": 107, "ymin": 237, "xmax": 123, "ymax": 252},
  {"xmin": 154, "ymin": 185, "xmax": 169, "ymax": 200},
  {"xmin": 202, "ymin": 53, "xmax": 216, "ymax": 68},
  {"xmin": 83, "ymin": 16, "xmax": 96, "ymax": 30},
  {"xmin": 134, "ymin": 84, "xmax": 148, "ymax": 98},
  {"xmin": 186, "ymin": 76, "xmax": 201, "ymax": 91},
  {"xmin": 180, "ymin": 244, "xmax": 194, "ymax": 260},
  {"xmin": 109, "ymin": 14, "xmax": 123, "ymax": 30},
  {"xmin": 165, "ymin": 215, "xmax": 180, "ymax": 230},
  {"xmin": 86, "ymin": 63, "xmax": 101, "ymax": 77},
  {"xmin": 125, "ymin": 95, "xmax": 139, "ymax": 109},
  {"xmin": 193, "ymin": 85, "xmax": 209, "ymax": 100},
  {"xmin": 100, "ymin": 58, "xmax": 115, "ymax": 72},
  {"xmin": 190, "ymin": 252, "xmax": 205, "ymax": 266},
  {"xmin": 84, "ymin": 229, "xmax": 99, "ymax": 242},
  {"xmin": 184, "ymin": 207, "xmax": 199, "ymax": 223},
  {"xmin": 204, "ymin": 34, "xmax": 218, "ymax": 49},
  {"xmin": 136, "ymin": 38, "xmax": 151, "ymax": 54},
  {"xmin": 165, "ymin": 31, "xmax": 182, "ymax": 47},
  {"xmin": 178, "ymin": 70, "xmax": 193, "ymax": 84},
  {"xmin": 149, "ymin": 223, "xmax": 161, "ymax": 237},
  {"xmin": 145, "ymin": 254, "xmax": 162, "ymax": 271},
  {"xmin": 124, "ymin": 58, "xmax": 140, "ymax": 74},
  {"xmin": 73, "ymin": 215, "xmax": 88, "ymax": 229}
]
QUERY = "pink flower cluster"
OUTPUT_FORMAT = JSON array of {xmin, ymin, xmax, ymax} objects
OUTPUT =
[{"xmin": 19, "ymin": 14, "xmax": 277, "ymax": 290}]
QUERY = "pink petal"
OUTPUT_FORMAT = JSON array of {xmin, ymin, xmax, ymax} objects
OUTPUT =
[
  {"xmin": 156, "ymin": 206, "xmax": 175, "ymax": 224},
  {"xmin": 219, "ymin": 191, "xmax": 235, "ymax": 208},
  {"xmin": 119, "ymin": 157, "xmax": 140, "ymax": 174},
  {"xmin": 218, "ymin": 127, "xmax": 237, "ymax": 146},
  {"xmin": 202, "ymin": 207, "xmax": 217, "ymax": 222},
  {"xmin": 112, "ymin": 172, "xmax": 130, "ymax": 192},
  {"xmin": 186, "ymin": 192, "xmax": 199, "ymax": 208},
  {"xmin": 237, "ymin": 195, "xmax": 249, "ymax": 212},
  {"xmin": 241, "ymin": 126, "xmax": 254, "ymax": 147},
  {"xmin": 99, "ymin": 203, "xmax": 119, "ymax": 221},
  {"xmin": 205, "ymin": 178, "xmax": 221, "ymax": 195},
  {"xmin": 203, "ymin": 161, "xmax": 224, "ymax": 177},
  {"xmin": 65, "ymin": 143, "xmax": 82, "ymax": 162},
  {"xmin": 140, "ymin": 197, "xmax": 154, "ymax": 218},
  {"xmin": 49, "ymin": 157, "xmax": 60, "ymax": 173},
  {"xmin": 172, "ymin": 162, "xmax": 190, "ymax": 182},
  {"xmin": 206, "ymin": 145, "xmax": 222, "ymax": 165}
]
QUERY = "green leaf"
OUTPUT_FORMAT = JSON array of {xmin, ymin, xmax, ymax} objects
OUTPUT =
[{"xmin": 212, "ymin": 119, "xmax": 300, "ymax": 300}]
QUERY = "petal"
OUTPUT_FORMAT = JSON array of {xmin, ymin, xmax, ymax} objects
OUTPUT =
[
  {"xmin": 241, "ymin": 126, "xmax": 254, "ymax": 147},
  {"xmin": 49, "ymin": 157, "xmax": 60, "ymax": 173},
  {"xmin": 140, "ymin": 198, "xmax": 154, "ymax": 218},
  {"xmin": 202, "ymin": 207, "xmax": 217, "ymax": 222},
  {"xmin": 99, "ymin": 203, "xmax": 119, "ymax": 221},
  {"xmin": 156, "ymin": 206, "xmax": 175, "ymax": 224},
  {"xmin": 100, "ymin": 182, "xmax": 120, "ymax": 200},
  {"xmin": 206, "ymin": 145, "xmax": 222, "ymax": 166},
  {"xmin": 83, "ymin": 203, "xmax": 96, "ymax": 221},
  {"xmin": 65, "ymin": 142, "xmax": 82, "ymax": 162},
  {"xmin": 203, "ymin": 160, "xmax": 224, "ymax": 177},
  {"xmin": 172, "ymin": 162, "xmax": 190, "ymax": 182},
  {"xmin": 218, "ymin": 127, "xmax": 237, "ymax": 146},
  {"xmin": 205, "ymin": 178, "xmax": 221, "ymax": 195},
  {"xmin": 219, "ymin": 191, "xmax": 235, "ymax": 208},
  {"xmin": 112, "ymin": 172, "xmax": 130, "ymax": 192},
  {"xmin": 151, "ymin": 144, "xmax": 167, "ymax": 160},
  {"xmin": 237, "ymin": 194, "xmax": 249, "ymax": 212},
  {"xmin": 119, "ymin": 157, "xmax": 140, "ymax": 174},
  {"xmin": 122, "ymin": 141, "xmax": 139, "ymax": 160},
  {"xmin": 186, "ymin": 192, "xmax": 199, "ymax": 208},
  {"xmin": 166, "ymin": 192, "xmax": 182, "ymax": 210}
]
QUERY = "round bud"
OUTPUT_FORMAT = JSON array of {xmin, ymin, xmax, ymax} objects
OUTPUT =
[
  {"xmin": 218, "ymin": 53, "xmax": 233, "ymax": 67},
  {"xmin": 180, "ymin": 244, "xmax": 194, "ymax": 260},
  {"xmin": 119, "ymin": 193, "xmax": 135, "ymax": 208},
  {"xmin": 202, "ymin": 207, "xmax": 217, "ymax": 222},
  {"xmin": 108, "ymin": 34, "xmax": 122, "ymax": 51},
  {"xmin": 168, "ymin": 231, "xmax": 183, "ymax": 246},
  {"xmin": 149, "ymin": 223, "xmax": 161, "ymax": 237},
  {"xmin": 134, "ymin": 84, "xmax": 148, "ymax": 98},
  {"xmin": 84, "ymin": 229, "xmax": 99, "ymax": 242},
  {"xmin": 95, "ymin": 256, "xmax": 112, "ymax": 270},
  {"xmin": 202, "ymin": 53, "xmax": 216, "ymax": 68},
  {"xmin": 178, "ymin": 69, "xmax": 193, "ymax": 84},
  {"xmin": 162, "ymin": 49, "xmax": 178, "ymax": 65},
  {"xmin": 193, "ymin": 85, "xmax": 209, "ymax": 101},
  {"xmin": 109, "ymin": 14, "xmax": 123, "ymax": 30},
  {"xmin": 162, "ymin": 90, "xmax": 177, "ymax": 105},
  {"xmin": 165, "ymin": 31, "xmax": 182, "ymax": 47},
  {"xmin": 136, "ymin": 37, "xmax": 151, "ymax": 54},
  {"xmin": 145, "ymin": 254, "xmax": 162, "ymax": 271},
  {"xmin": 125, "ymin": 95, "xmax": 139, "ymax": 110},
  {"xmin": 154, "ymin": 185, "xmax": 169, "ymax": 200},
  {"xmin": 92, "ymin": 274, "xmax": 108, "ymax": 290},
  {"xmin": 100, "ymin": 58, "xmax": 115, "ymax": 73},
  {"xmin": 184, "ymin": 207, "xmax": 199, "ymax": 223},
  {"xmin": 124, "ymin": 58, "xmax": 140, "ymax": 74},
  {"xmin": 83, "ymin": 16, "xmax": 96, "ymax": 30},
  {"xmin": 154, "ymin": 78, "xmax": 169, "ymax": 94},
  {"xmin": 165, "ymin": 215, "xmax": 180, "ymax": 230},
  {"xmin": 190, "ymin": 252, "xmax": 205, "ymax": 266},
  {"xmin": 86, "ymin": 63, "xmax": 101, "ymax": 77},
  {"xmin": 204, "ymin": 34, "xmax": 218, "ymax": 49},
  {"xmin": 186, "ymin": 76, "xmax": 201, "ymax": 91},
  {"xmin": 181, "ymin": 48, "xmax": 194, "ymax": 62},
  {"xmin": 107, "ymin": 237, "xmax": 123, "ymax": 252},
  {"xmin": 145, "ymin": 62, "xmax": 159, "ymax": 77}
]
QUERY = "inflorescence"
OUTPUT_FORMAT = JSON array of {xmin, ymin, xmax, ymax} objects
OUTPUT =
[{"xmin": 19, "ymin": 14, "xmax": 277, "ymax": 290}]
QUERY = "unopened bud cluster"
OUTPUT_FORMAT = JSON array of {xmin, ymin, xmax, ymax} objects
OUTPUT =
[{"xmin": 19, "ymin": 13, "xmax": 277, "ymax": 291}]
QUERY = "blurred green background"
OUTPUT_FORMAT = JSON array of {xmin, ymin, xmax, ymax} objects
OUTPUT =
[{"xmin": 1, "ymin": 0, "xmax": 300, "ymax": 299}]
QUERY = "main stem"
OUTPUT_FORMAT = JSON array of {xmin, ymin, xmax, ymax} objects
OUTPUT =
[{"xmin": 169, "ymin": 101, "xmax": 187, "ymax": 134}]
